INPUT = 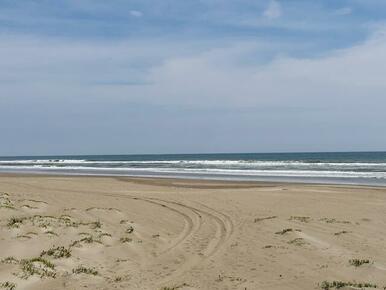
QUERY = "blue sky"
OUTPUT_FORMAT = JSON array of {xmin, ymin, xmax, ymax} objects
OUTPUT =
[{"xmin": 1, "ymin": 0, "xmax": 386, "ymax": 155}]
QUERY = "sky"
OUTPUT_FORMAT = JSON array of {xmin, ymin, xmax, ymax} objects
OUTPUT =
[{"xmin": 1, "ymin": 0, "xmax": 386, "ymax": 156}]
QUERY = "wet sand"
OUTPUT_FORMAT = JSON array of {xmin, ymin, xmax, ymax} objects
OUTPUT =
[{"xmin": 0, "ymin": 174, "xmax": 386, "ymax": 290}]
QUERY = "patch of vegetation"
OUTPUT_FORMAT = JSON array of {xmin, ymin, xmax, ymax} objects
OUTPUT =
[
  {"xmin": 275, "ymin": 228, "xmax": 293, "ymax": 235},
  {"xmin": 0, "ymin": 193, "xmax": 15, "ymax": 209},
  {"xmin": 334, "ymin": 230, "xmax": 350, "ymax": 236},
  {"xmin": 60, "ymin": 214, "xmax": 72, "ymax": 219},
  {"xmin": 98, "ymin": 232, "xmax": 112, "ymax": 238},
  {"xmin": 289, "ymin": 216, "xmax": 311, "ymax": 223},
  {"xmin": 90, "ymin": 220, "xmax": 102, "ymax": 229},
  {"xmin": 254, "ymin": 216, "xmax": 277, "ymax": 223},
  {"xmin": 114, "ymin": 276, "xmax": 123, "ymax": 282},
  {"xmin": 120, "ymin": 237, "xmax": 132, "ymax": 243},
  {"xmin": 30, "ymin": 215, "xmax": 79, "ymax": 228},
  {"xmin": 72, "ymin": 265, "xmax": 98, "ymax": 276},
  {"xmin": 0, "ymin": 281, "xmax": 16, "ymax": 290},
  {"xmin": 70, "ymin": 236, "xmax": 101, "ymax": 247},
  {"xmin": 7, "ymin": 217, "xmax": 26, "ymax": 228},
  {"xmin": 41, "ymin": 246, "xmax": 71, "ymax": 259},
  {"xmin": 1, "ymin": 257, "xmax": 19, "ymax": 264},
  {"xmin": 86, "ymin": 207, "xmax": 120, "ymax": 212},
  {"xmin": 320, "ymin": 281, "xmax": 377, "ymax": 289},
  {"xmin": 349, "ymin": 259, "xmax": 371, "ymax": 267},
  {"xmin": 80, "ymin": 236, "xmax": 97, "ymax": 244},
  {"xmin": 19, "ymin": 257, "xmax": 56, "ymax": 279},
  {"xmin": 44, "ymin": 230, "xmax": 58, "ymax": 236},
  {"xmin": 320, "ymin": 218, "xmax": 350, "ymax": 224},
  {"xmin": 160, "ymin": 285, "xmax": 189, "ymax": 290},
  {"xmin": 287, "ymin": 238, "xmax": 307, "ymax": 246},
  {"xmin": 126, "ymin": 226, "xmax": 134, "ymax": 233}
]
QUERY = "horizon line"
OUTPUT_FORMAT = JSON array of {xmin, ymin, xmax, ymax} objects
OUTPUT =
[{"xmin": 1, "ymin": 150, "xmax": 386, "ymax": 159}]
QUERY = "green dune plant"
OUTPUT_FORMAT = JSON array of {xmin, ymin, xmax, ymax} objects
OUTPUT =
[
  {"xmin": 1, "ymin": 257, "xmax": 19, "ymax": 264},
  {"xmin": 0, "ymin": 281, "xmax": 16, "ymax": 290},
  {"xmin": 19, "ymin": 257, "xmax": 56, "ymax": 279},
  {"xmin": 320, "ymin": 280, "xmax": 376, "ymax": 289},
  {"xmin": 120, "ymin": 237, "xmax": 133, "ymax": 243},
  {"xmin": 349, "ymin": 259, "xmax": 371, "ymax": 267},
  {"xmin": 7, "ymin": 217, "xmax": 26, "ymax": 228},
  {"xmin": 72, "ymin": 265, "xmax": 98, "ymax": 275},
  {"xmin": 275, "ymin": 228, "xmax": 293, "ymax": 235},
  {"xmin": 289, "ymin": 216, "xmax": 310, "ymax": 223},
  {"xmin": 41, "ymin": 246, "xmax": 71, "ymax": 259}
]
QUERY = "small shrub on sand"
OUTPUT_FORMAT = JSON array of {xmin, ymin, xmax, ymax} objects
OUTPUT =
[
  {"xmin": 1, "ymin": 257, "xmax": 19, "ymax": 264},
  {"xmin": 0, "ymin": 196, "xmax": 15, "ymax": 209},
  {"xmin": 120, "ymin": 237, "xmax": 132, "ymax": 243},
  {"xmin": 41, "ymin": 246, "xmax": 71, "ymax": 259},
  {"xmin": 289, "ymin": 216, "xmax": 310, "ymax": 223},
  {"xmin": 275, "ymin": 228, "xmax": 293, "ymax": 235},
  {"xmin": 70, "ymin": 236, "xmax": 101, "ymax": 247},
  {"xmin": 7, "ymin": 217, "xmax": 25, "ymax": 228},
  {"xmin": 98, "ymin": 232, "xmax": 112, "ymax": 238},
  {"xmin": 334, "ymin": 231, "xmax": 350, "ymax": 236},
  {"xmin": 19, "ymin": 257, "xmax": 56, "ymax": 279},
  {"xmin": 44, "ymin": 230, "xmax": 58, "ymax": 236},
  {"xmin": 90, "ymin": 220, "xmax": 102, "ymax": 229},
  {"xmin": 126, "ymin": 226, "xmax": 134, "ymax": 233},
  {"xmin": 0, "ymin": 281, "xmax": 16, "ymax": 290},
  {"xmin": 320, "ymin": 280, "xmax": 376, "ymax": 289},
  {"xmin": 160, "ymin": 283, "xmax": 188, "ymax": 290},
  {"xmin": 349, "ymin": 259, "xmax": 371, "ymax": 267},
  {"xmin": 320, "ymin": 218, "xmax": 350, "ymax": 224},
  {"xmin": 287, "ymin": 238, "xmax": 307, "ymax": 246},
  {"xmin": 72, "ymin": 265, "xmax": 98, "ymax": 276}
]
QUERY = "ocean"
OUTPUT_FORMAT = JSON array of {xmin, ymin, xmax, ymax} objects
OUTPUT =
[{"xmin": 0, "ymin": 152, "xmax": 386, "ymax": 186}]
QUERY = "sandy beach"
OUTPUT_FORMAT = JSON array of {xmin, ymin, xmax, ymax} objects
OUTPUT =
[{"xmin": 0, "ymin": 174, "xmax": 386, "ymax": 290}]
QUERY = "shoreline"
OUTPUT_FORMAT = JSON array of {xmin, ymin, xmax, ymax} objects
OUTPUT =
[{"xmin": 0, "ymin": 171, "xmax": 386, "ymax": 189}]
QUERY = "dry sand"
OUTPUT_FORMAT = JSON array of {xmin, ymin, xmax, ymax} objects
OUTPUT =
[{"xmin": 0, "ymin": 174, "xmax": 386, "ymax": 290}]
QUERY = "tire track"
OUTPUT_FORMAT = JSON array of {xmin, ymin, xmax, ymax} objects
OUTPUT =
[
  {"xmin": 143, "ymin": 196, "xmax": 235, "ymax": 285},
  {"xmin": 150, "ymin": 197, "xmax": 234, "ymax": 258},
  {"xmin": 3, "ymin": 181, "xmax": 235, "ymax": 284}
]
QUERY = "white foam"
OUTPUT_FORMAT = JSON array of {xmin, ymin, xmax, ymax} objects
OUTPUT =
[
  {"xmin": 0, "ymin": 159, "xmax": 386, "ymax": 167},
  {"xmin": 0, "ymin": 165, "xmax": 385, "ymax": 179}
]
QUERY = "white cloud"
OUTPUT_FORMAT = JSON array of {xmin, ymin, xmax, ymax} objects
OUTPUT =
[
  {"xmin": 263, "ymin": 0, "xmax": 282, "ymax": 20},
  {"xmin": 134, "ymin": 27, "xmax": 386, "ymax": 110},
  {"xmin": 333, "ymin": 7, "xmax": 352, "ymax": 16},
  {"xmin": 129, "ymin": 10, "xmax": 143, "ymax": 17},
  {"xmin": 1, "ymin": 27, "xmax": 386, "ymax": 112}
]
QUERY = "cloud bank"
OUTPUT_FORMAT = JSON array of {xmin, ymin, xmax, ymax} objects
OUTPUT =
[{"xmin": 0, "ymin": 0, "xmax": 385, "ymax": 155}]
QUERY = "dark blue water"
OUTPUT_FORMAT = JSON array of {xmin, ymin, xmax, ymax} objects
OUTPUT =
[{"xmin": 0, "ymin": 152, "xmax": 386, "ymax": 185}]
